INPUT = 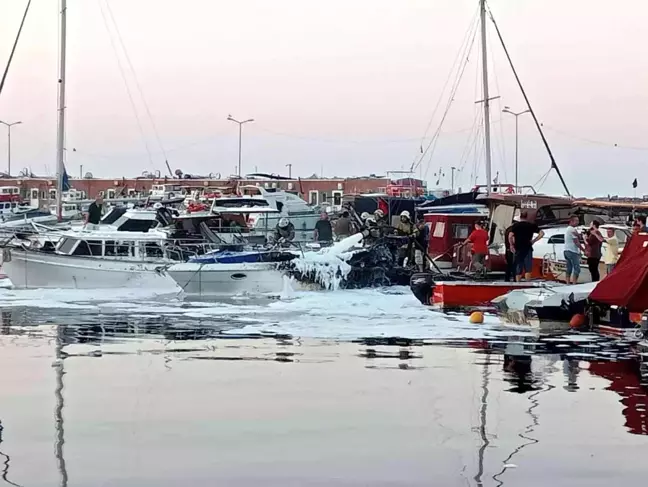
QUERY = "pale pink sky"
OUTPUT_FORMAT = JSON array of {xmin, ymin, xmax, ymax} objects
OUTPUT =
[{"xmin": 0, "ymin": 0, "xmax": 646, "ymax": 196}]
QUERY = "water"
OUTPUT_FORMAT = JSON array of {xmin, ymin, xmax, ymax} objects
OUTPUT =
[{"xmin": 1, "ymin": 286, "xmax": 647, "ymax": 486}]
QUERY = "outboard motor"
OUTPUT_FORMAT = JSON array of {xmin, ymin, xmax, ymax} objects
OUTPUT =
[{"xmin": 410, "ymin": 272, "xmax": 435, "ymax": 306}]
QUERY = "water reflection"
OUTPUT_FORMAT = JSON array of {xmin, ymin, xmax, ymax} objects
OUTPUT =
[
  {"xmin": 54, "ymin": 325, "xmax": 68, "ymax": 487},
  {"xmin": 2, "ymin": 308, "xmax": 648, "ymax": 485}
]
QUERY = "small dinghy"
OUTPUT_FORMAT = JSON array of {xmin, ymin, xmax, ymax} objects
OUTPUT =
[
  {"xmin": 165, "ymin": 248, "xmax": 296, "ymax": 297},
  {"xmin": 492, "ymin": 282, "xmax": 595, "ymax": 334}
]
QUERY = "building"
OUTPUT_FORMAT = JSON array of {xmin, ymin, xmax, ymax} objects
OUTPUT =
[{"xmin": 0, "ymin": 175, "xmax": 391, "ymax": 207}]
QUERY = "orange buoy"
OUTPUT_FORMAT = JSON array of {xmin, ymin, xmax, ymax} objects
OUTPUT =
[
  {"xmin": 469, "ymin": 311, "xmax": 485, "ymax": 324},
  {"xmin": 569, "ymin": 313, "xmax": 587, "ymax": 329}
]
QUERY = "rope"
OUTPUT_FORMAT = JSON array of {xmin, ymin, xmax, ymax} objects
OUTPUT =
[{"xmin": 97, "ymin": 0, "xmax": 155, "ymax": 168}]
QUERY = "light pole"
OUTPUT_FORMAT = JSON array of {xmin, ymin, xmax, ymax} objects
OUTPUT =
[
  {"xmin": 227, "ymin": 115, "xmax": 254, "ymax": 177},
  {"xmin": 0, "ymin": 120, "xmax": 22, "ymax": 176},
  {"xmin": 502, "ymin": 107, "xmax": 530, "ymax": 193}
]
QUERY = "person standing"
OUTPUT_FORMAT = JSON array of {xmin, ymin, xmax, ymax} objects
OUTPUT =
[
  {"xmin": 414, "ymin": 217, "xmax": 430, "ymax": 272},
  {"xmin": 636, "ymin": 215, "xmax": 648, "ymax": 232},
  {"xmin": 585, "ymin": 221, "xmax": 604, "ymax": 282},
  {"xmin": 463, "ymin": 221, "xmax": 489, "ymax": 273},
  {"xmin": 504, "ymin": 223, "xmax": 515, "ymax": 282},
  {"xmin": 563, "ymin": 215, "xmax": 584, "ymax": 284},
  {"xmin": 314, "ymin": 211, "xmax": 333, "ymax": 244},
  {"xmin": 85, "ymin": 194, "xmax": 104, "ymax": 230},
  {"xmin": 603, "ymin": 227, "xmax": 619, "ymax": 275},
  {"xmin": 396, "ymin": 211, "xmax": 415, "ymax": 266},
  {"xmin": 334, "ymin": 211, "xmax": 352, "ymax": 239},
  {"xmin": 508, "ymin": 211, "xmax": 544, "ymax": 282}
]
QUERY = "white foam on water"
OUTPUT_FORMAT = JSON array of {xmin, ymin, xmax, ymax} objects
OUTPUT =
[
  {"xmin": 0, "ymin": 282, "xmax": 534, "ymax": 341},
  {"xmin": 290, "ymin": 233, "xmax": 364, "ymax": 290}
]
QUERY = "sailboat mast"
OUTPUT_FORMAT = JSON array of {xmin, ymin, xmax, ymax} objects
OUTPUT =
[
  {"xmin": 55, "ymin": 0, "xmax": 67, "ymax": 222},
  {"xmin": 479, "ymin": 0, "xmax": 492, "ymax": 195}
]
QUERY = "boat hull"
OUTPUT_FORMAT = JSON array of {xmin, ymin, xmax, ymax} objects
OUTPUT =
[
  {"xmin": 1, "ymin": 248, "xmax": 174, "ymax": 289},
  {"xmin": 166, "ymin": 262, "xmax": 287, "ymax": 296},
  {"xmin": 432, "ymin": 281, "xmax": 545, "ymax": 309}
]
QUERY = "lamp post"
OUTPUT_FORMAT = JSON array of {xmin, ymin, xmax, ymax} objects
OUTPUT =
[
  {"xmin": 227, "ymin": 115, "xmax": 254, "ymax": 177},
  {"xmin": 502, "ymin": 107, "xmax": 530, "ymax": 193},
  {"xmin": 0, "ymin": 120, "xmax": 22, "ymax": 176}
]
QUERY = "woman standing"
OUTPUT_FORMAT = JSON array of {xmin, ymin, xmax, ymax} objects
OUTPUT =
[{"xmin": 585, "ymin": 221, "xmax": 604, "ymax": 282}]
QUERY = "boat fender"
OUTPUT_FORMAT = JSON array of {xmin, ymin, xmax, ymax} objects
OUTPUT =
[
  {"xmin": 469, "ymin": 311, "xmax": 484, "ymax": 324},
  {"xmin": 569, "ymin": 313, "xmax": 587, "ymax": 329}
]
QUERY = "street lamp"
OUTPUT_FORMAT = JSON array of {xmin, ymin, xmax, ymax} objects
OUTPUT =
[
  {"xmin": 0, "ymin": 120, "xmax": 22, "ymax": 176},
  {"xmin": 227, "ymin": 115, "xmax": 254, "ymax": 177},
  {"xmin": 502, "ymin": 107, "xmax": 530, "ymax": 193}
]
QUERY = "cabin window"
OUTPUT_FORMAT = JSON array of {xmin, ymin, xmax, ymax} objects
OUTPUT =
[
  {"xmin": 452, "ymin": 224, "xmax": 471, "ymax": 240},
  {"xmin": 118, "ymin": 219, "xmax": 156, "ymax": 232},
  {"xmin": 309, "ymin": 191, "xmax": 318, "ymax": 206},
  {"xmin": 72, "ymin": 240, "xmax": 103, "ymax": 256},
  {"xmin": 141, "ymin": 242, "xmax": 164, "ymax": 258},
  {"xmin": 432, "ymin": 222, "xmax": 446, "ymax": 238},
  {"xmin": 58, "ymin": 238, "xmax": 77, "ymax": 254},
  {"xmin": 104, "ymin": 241, "xmax": 132, "ymax": 257},
  {"xmin": 332, "ymin": 191, "xmax": 342, "ymax": 206},
  {"xmin": 548, "ymin": 235, "xmax": 565, "ymax": 244}
]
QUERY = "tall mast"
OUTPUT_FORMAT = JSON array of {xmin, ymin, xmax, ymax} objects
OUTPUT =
[
  {"xmin": 479, "ymin": 0, "xmax": 492, "ymax": 195},
  {"xmin": 55, "ymin": 0, "xmax": 67, "ymax": 222}
]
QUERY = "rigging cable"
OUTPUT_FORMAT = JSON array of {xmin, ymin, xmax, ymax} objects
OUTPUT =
[
  {"xmin": 103, "ymin": 0, "xmax": 171, "ymax": 169},
  {"xmin": 0, "ymin": 0, "xmax": 32, "ymax": 99},
  {"xmin": 543, "ymin": 126, "xmax": 648, "ymax": 151},
  {"xmin": 411, "ymin": 5, "xmax": 480, "ymax": 171},
  {"xmin": 97, "ymin": 0, "xmax": 155, "ymax": 168},
  {"xmin": 486, "ymin": 25, "xmax": 508, "ymax": 184},
  {"xmin": 410, "ymin": 7, "xmax": 479, "ymax": 172},
  {"xmin": 487, "ymin": 6, "xmax": 571, "ymax": 196},
  {"xmin": 417, "ymin": 17, "xmax": 481, "ymax": 179}
]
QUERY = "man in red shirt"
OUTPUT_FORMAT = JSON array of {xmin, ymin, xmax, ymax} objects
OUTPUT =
[{"xmin": 462, "ymin": 221, "xmax": 489, "ymax": 272}]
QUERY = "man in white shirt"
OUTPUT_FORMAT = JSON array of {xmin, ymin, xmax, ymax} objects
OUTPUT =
[
  {"xmin": 603, "ymin": 227, "xmax": 619, "ymax": 275},
  {"xmin": 564, "ymin": 216, "xmax": 585, "ymax": 284}
]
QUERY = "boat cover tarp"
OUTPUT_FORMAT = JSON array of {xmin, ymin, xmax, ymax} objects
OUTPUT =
[{"xmin": 589, "ymin": 233, "xmax": 648, "ymax": 312}]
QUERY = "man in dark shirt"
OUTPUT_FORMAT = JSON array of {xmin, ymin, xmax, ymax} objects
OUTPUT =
[
  {"xmin": 335, "ymin": 211, "xmax": 352, "ymax": 239},
  {"xmin": 314, "ymin": 212, "xmax": 333, "ymax": 244},
  {"xmin": 508, "ymin": 211, "xmax": 544, "ymax": 282},
  {"xmin": 414, "ymin": 217, "xmax": 430, "ymax": 271},
  {"xmin": 85, "ymin": 195, "xmax": 104, "ymax": 229},
  {"xmin": 504, "ymin": 224, "xmax": 515, "ymax": 282}
]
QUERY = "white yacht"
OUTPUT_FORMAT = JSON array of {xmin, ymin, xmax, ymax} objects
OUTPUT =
[
  {"xmin": 238, "ymin": 186, "xmax": 321, "ymax": 242},
  {"xmin": 1, "ymin": 230, "xmax": 177, "ymax": 289}
]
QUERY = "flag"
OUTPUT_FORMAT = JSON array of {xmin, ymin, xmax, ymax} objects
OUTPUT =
[
  {"xmin": 633, "ymin": 178, "xmax": 638, "ymax": 189},
  {"xmin": 62, "ymin": 166, "xmax": 70, "ymax": 191}
]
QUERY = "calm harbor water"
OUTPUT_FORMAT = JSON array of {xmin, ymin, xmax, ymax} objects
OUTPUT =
[{"xmin": 1, "ymin": 286, "xmax": 647, "ymax": 486}]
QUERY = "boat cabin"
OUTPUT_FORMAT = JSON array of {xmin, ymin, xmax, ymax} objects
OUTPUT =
[
  {"xmin": 100, "ymin": 207, "xmax": 162, "ymax": 232},
  {"xmin": 0, "ymin": 186, "xmax": 21, "ymax": 203},
  {"xmin": 149, "ymin": 184, "xmax": 184, "ymax": 200},
  {"xmin": 0, "ymin": 201, "xmax": 19, "ymax": 215},
  {"xmin": 55, "ymin": 233, "xmax": 167, "ymax": 260},
  {"xmin": 421, "ymin": 205, "xmax": 489, "ymax": 269}
]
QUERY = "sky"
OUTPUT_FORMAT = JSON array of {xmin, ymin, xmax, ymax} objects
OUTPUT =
[{"xmin": 0, "ymin": 0, "xmax": 647, "ymax": 197}]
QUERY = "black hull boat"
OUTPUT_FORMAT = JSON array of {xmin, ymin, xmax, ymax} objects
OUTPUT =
[{"xmin": 285, "ymin": 238, "xmax": 416, "ymax": 290}]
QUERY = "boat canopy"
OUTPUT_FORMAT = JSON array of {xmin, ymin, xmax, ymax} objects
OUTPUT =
[{"xmin": 589, "ymin": 232, "xmax": 648, "ymax": 312}]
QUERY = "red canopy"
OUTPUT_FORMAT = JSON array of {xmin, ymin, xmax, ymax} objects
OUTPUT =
[{"xmin": 590, "ymin": 232, "xmax": 648, "ymax": 312}]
